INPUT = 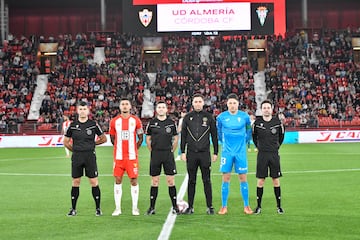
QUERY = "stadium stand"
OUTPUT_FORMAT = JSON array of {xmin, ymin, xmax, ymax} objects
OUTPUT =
[{"xmin": 0, "ymin": 29, "xmax": 360, "ymax": 134}]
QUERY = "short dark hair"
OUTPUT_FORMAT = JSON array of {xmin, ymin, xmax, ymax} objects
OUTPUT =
[
  {"xmin": 120, "ymin": 97, "xmax": 131, "ymax": 103},
  {"xmin": 261, "ymin": 99, "xmax": 273, "ymax": 107},
  {"xmin": 77, "ymin": 101, "xmax": 88, "ymax": 107},
  {"xmin": 192, "ymin": 93, "xmax": 204, "ymax": 100},
  {"xmin": 156, "ymin": 100, "xmax": 167, "ymax": 106},
  {"xmin": 227, "ymin": 93, "xmax": 239, "ymax": 101}
]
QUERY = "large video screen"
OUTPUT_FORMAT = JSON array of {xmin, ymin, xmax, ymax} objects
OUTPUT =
[
  {"xmin": 157, "ymin": 3, "xmax": 251, "ymax": 32},
  {"xmin": 122, "ymin": 0, "xmax": 284, "ymax": 36}
]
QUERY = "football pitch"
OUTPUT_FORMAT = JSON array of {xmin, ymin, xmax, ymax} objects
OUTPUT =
[{"xmin": 1, "ymin": 143, "xmax": 359, "ymax": 240}]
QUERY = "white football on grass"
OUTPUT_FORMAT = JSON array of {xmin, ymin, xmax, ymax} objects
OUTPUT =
[{"xmin": 177, "ymin": 200, "xmax": 189, "ymax": 213}]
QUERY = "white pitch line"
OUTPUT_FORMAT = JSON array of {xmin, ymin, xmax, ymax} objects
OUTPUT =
[
  {"xmin": 282, "ymin": 168, "xmax": 360, "ymax": 174},
  {"xmin": 1, "ymin": 169, "xmax": 360, "ymax": 177},
  {"xmin": 279, "ymin": 152, "xmax": 359, "ymax": 155},
  {"xmin": 0, "ymin": 156, "xmax": 66, "ymax": 162},
  {"xmin": 0, "ymin": 152, "xmax": 357, "ymax": 162},
  {"xmin": 157, "ymin": 173, "xmax": 188, "ymax": 240},
  {"xmin": 0, "ymin": 173, "xmax": 70, "ymax": 176}
]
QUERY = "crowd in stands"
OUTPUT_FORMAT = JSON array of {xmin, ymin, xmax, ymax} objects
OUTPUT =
[{"xmin": 1, "ymin": 29, "xmax": 360, "ymax": 134}]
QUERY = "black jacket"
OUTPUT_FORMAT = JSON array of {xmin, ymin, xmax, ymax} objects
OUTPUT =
[{"xmin": 180, "ymin": 110, "xmax": 218, "ymax": 154}]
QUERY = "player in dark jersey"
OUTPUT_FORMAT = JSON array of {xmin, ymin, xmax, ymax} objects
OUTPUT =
[
  {"xmin": 63, "ymin": 101, "xmax": 107, "ymax": 217},
  {"xmin": 252, "ymin": 99, "xmax": 285, "ymax": 215},
  {"xmin": 145, "ymin": 101, "xmax": 180, "ymax": 215},
  {"xmin": 180, "ymin": 94, "xmax": 218, "ymax": 215}
]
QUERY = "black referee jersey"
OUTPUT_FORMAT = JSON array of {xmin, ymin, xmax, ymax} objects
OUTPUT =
[
  {"xmin": 252, "ymin": 116, "xmax": 285, "ymax": 152},
  {"xmin": 145, "ymin": 117, "xmax": 177, "ymax": 151},
  {"xmin": 65, "ymin": 119, "xmax": 103, "ymax": 152}
]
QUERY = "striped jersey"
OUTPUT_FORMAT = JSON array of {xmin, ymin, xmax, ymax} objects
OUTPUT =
[
  {"xmin": 62, "ymin": 120, "xmax": 71, "ymax": 135},
  {"xmin": 109, "ymin": 115, "xmax": 143, "ymax": 160}
]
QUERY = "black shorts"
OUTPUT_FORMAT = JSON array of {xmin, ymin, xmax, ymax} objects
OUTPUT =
[
  {"xmin": 256, "ymin": 151, "xmax": 282, "ymax": 179},
  {"xmin": 71, "ymin": 151, "xmax": 98, "ymax": 178},
  {"xmin": 150, "ymin": 150, "xmax": 177, "ymax": 176}
]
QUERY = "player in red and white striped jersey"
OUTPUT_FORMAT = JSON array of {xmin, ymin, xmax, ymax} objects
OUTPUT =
[
  {"xmin": 61, "ymin": 115, "xmax": 71, "ymax": 157},
  {"xmin": 109, "ymin": 98, "xmax": 144, "ymax": 216}
]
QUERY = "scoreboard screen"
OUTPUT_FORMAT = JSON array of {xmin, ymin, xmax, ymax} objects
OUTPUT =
[
  {"xmin": 157, "ymin": 3, "xmax": 251, "ymax": 32},
  {"xmin": 122, "ymin": 0, "xmax": 285, "ymax": 36}
]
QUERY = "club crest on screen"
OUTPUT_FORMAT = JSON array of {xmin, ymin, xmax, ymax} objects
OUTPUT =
[
  {"xmin": 139, "ymin": 9, "xmax": 153, "ymax": 27},
  {"xmin": 256, "ymin": 6, "xmax": 268, "ymax": 26}
]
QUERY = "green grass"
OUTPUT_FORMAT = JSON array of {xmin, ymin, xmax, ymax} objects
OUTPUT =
[{"xmin": 1, "ymin": 143, "xmax": 360, "ymax": 240}]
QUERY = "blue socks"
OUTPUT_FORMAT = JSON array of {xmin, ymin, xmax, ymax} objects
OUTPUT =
[
  {"xmin": 221, "ymin": 181, "xmax": 229, "ymax": 207},
  {"xmin": 222, "ymin": 181, "xmax": 250, "ymax": 207},
  {"xmin": 240, "ymin": 182, "xmax": 249, "ymax": 207}
]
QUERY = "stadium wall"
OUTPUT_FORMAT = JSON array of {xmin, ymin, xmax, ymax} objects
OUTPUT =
[{"xmin": 1, "ymin": 130, "xmax": 360, "ymax": 148}]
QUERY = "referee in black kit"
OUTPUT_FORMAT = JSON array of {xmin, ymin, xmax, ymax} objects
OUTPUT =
[
  {"xmin": 252, "ymin": 99, "xmax": 285, "ymax": 215},
  {"xmin": 145, "ymin": 101, "xmax": 180, "ymax": 215},
  {"xmin": 180, "ymin": 93, "xmax": 218, "ymax": 215},
  {"xmin": 63, "ymin": 101, "xmax": 107, "ymax": 217}
]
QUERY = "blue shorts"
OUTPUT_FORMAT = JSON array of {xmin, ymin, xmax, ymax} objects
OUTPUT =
[{"xmin": 220, "ymin": 153, "xmax": 248, "ymax": 174}]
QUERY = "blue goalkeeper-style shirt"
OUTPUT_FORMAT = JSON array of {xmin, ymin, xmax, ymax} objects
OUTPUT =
[{"xmin": 217, "ymin": 110, "xmax": 252, "ymax": 155}]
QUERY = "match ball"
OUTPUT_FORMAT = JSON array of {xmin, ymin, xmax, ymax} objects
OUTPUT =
[{"xmin": 177, "ymin": 200, "xmax": 189, "ymax": 213}]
